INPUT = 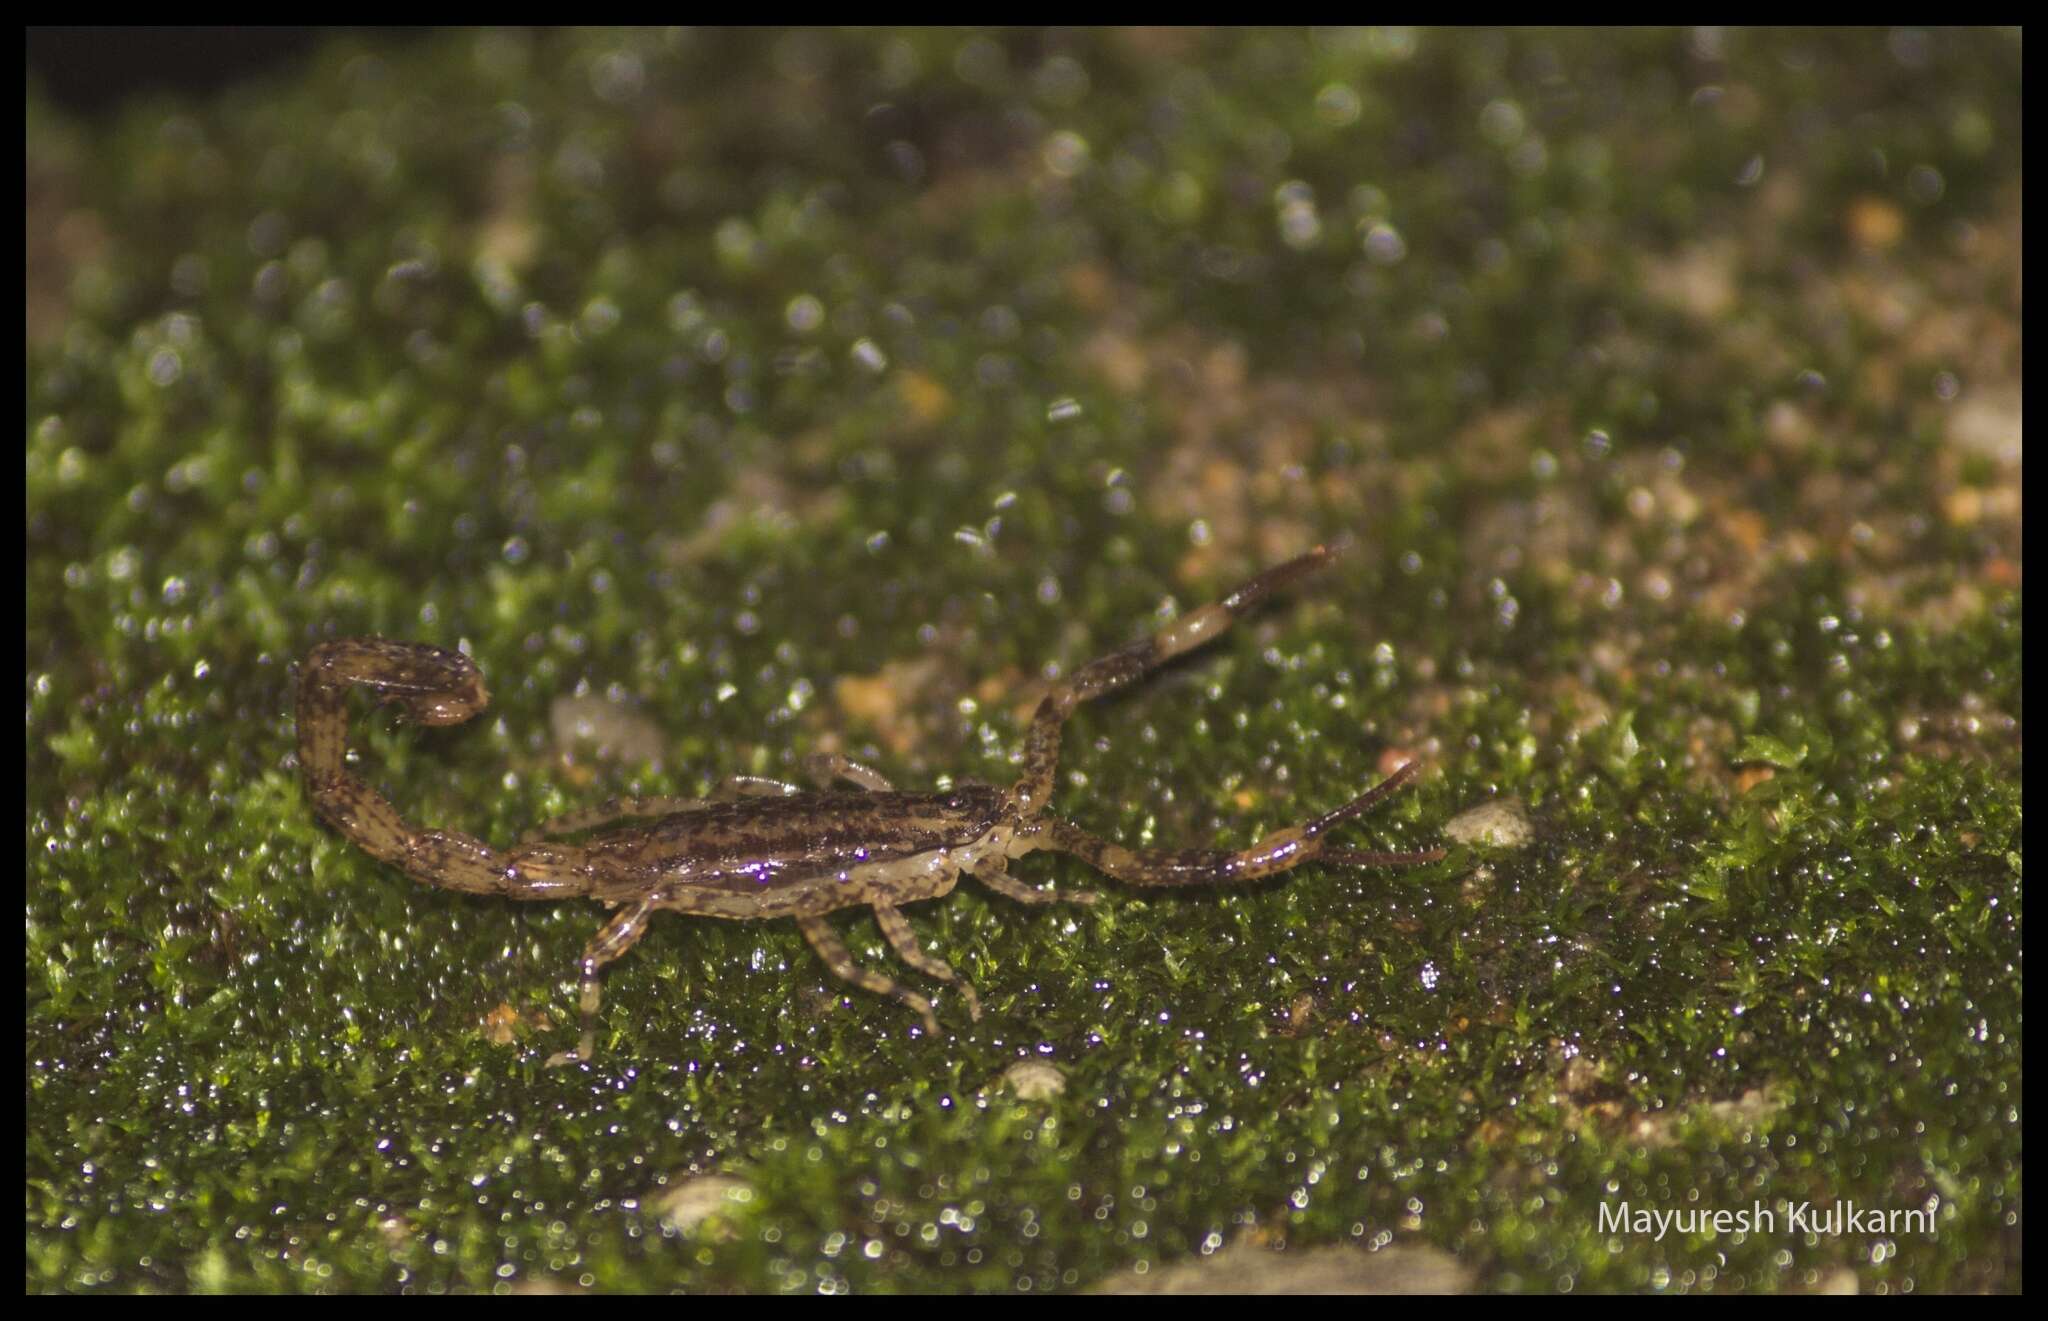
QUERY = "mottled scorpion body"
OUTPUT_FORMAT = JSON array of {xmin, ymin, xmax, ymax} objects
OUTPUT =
[{"xmin": 298, "ymin": 547, "xmax": 1441, "ymax": 1064}]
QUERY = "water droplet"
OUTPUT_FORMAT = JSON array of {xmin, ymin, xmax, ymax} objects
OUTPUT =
[
  {"xmin": 850, "ymin": 338, "xmax": 888, "ymax": 373},
  {"xmin": 786, "ymin": 294, "xmax": 825, "ymax": 333},
  {"xmin": 1315, "ymin": 82, "xmax": 1361, "ymax": 127}
]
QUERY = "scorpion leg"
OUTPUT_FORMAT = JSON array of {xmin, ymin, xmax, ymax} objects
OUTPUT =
[
  {"xmin": 718, "ymin": 775, "xmax": 805, "ymax": 798},
  {"xmin": 546, "ymin": 894, "xmax": 662, "ymax": 1067},
  {"xmin": 973, "ymin": 859, "xmax": 1100, "ymax": 907},
  {"xmin": 872, "ymin": 902, "xmax": 980, "ymax": 1021},
  {"xmin": 797, "ymin": 915, "xmax": 940, "ymax": 1034},
  {"xmin": 1031, "ymin": 762, "xmax": 1443, "ymax": 887},
  {"xmin": 527, "ymin": 774, "xmax": 803, "ymax": 842},
  {"xmin": 803, "ymin": 752, "xmax": 894, "ymax": 792},
  {"xmin": 525, "ymin": 771, "xmax": 810, "ymax": 842},
  {"xmin": 524, "ymin": 796, "xmax": 713, "ymax": 841},
  {"xmin": 1007, "ymin": 547, "xmax": 1339, "ymax": 820}
]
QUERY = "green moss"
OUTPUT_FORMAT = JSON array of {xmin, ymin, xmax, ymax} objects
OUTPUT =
[{"xmin": 29, "ymin": 29, "xmax": 2019, "ymax": 1293}]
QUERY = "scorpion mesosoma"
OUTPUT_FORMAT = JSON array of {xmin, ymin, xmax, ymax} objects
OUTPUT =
[{"xmin": 296, "ymin": 546, "xmax": 1443, "ymax": 1065}]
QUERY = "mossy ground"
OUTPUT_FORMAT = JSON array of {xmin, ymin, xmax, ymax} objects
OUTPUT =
[{"xmin": 27, "ymin": 29, "xmax": 2019, "ymax": 1293}]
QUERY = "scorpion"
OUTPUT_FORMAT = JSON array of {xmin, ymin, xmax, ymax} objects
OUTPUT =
[{"xmin": 296, "ymin": 546, "xmax": 1443, "ymax": 1065}]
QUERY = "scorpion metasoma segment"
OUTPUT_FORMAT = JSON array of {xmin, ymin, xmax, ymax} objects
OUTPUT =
[{"xmin": 297, "ymin": 546, "xmax": 1444, "ymax": 1065}]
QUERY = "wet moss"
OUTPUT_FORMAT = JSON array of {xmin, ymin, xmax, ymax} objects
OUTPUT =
[{"xmin": 29, "ymin": 28, "xmax": 2019, "ymax": 1293}]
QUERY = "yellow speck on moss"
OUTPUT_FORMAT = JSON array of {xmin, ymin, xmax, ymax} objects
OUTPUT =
[
  {"xmin": 1845, "ymin": 195, "xmax": 1905, "ymax": 250},
  {"xmin": 896, "ymin": 370, "xmax": 952, "ymax": 425},
  {"xmin": 481, "ymin": 1003, "xmax": 525, "ymax": 1046}
]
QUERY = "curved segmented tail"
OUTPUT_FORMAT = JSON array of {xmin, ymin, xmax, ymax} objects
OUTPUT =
[{"xmin": 297, "ymin": 638, "xmax": 587, "ymax": 898}]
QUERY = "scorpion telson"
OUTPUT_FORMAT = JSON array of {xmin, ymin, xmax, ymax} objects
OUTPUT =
[{"xmin": 296, "ymin": 546, "xmax": 1444, "ymax": 1065}]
